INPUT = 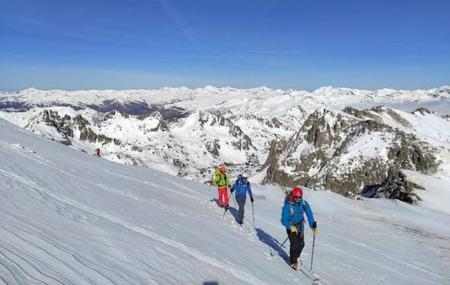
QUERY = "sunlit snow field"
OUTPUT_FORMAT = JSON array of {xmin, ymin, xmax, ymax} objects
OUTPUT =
[{"xmin": 1, "ymin": 119, "xmax": 449, "ymax": 284}]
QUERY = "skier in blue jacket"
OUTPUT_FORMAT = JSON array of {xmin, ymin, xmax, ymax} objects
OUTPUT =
[
  {"xmin": 231, "ymin": 174, "xmax": 254, "ymax": 225},
  {"xmin": 281, "ymin": 186, "xmax": 317, "ymax": 270}
]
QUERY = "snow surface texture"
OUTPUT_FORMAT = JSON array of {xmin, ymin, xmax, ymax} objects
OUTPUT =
[{"xmin": 1, "ymin": 119, "xmax": 449, "ymax": 284}]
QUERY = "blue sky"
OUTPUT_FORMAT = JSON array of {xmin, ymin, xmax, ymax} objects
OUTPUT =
[{"xmin": 1, "ymin": 0, "xmax": 449, "ymax": 90}]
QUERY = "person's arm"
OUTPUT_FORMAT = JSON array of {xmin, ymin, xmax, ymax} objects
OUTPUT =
[
  {"xmin": 303, "ymin": 201, "xmax": 316, "ymax": 228},
  {"xmin": 211, "ymin": 174, "xmax": 219, "ymax": 186},
  {"xmin": 280, "ymin": 202, "xmax": 291, "ymax": 229},
  {"xmin": 247, "ymin": 182, "xmax": 253, "ymax": 197},
  {"xmin": 248, "ymin": 183, "xmax": 254, "ymax": 202}
]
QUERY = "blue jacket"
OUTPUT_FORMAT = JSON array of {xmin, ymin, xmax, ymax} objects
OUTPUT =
[
  {"xmin": 281, "ymin": 198, "xmax": 315, "ymax": 231},
  {"xmin": 232, "ymin": 176, "xmax": 253, "ymax": 198}
]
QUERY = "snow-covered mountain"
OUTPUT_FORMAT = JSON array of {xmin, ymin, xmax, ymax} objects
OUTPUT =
[
  {"xmin": 1, "ymin": 86, "xmax": 450, "ymax": 202},
  {"xmin": 1, "ymin": 119, "xmax": 449, "ymax": 284},
  {"xmin": 264, "ymin": 106, "xmax": 450, "ymax": 202}
]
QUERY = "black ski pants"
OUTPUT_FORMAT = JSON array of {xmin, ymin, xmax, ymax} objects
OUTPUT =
[{"xmin": 287, "ymin": 227, "xmax": 305, "ymax": 265}]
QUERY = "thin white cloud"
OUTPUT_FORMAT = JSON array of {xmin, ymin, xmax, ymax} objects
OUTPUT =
[{"xmin": 154, "ymin": 0, "xmax": 197, "ymax": 45}]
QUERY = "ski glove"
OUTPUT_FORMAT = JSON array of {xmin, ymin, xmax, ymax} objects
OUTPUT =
[
  {"xmin": 250, "ymin": 196, "xmax": 254, "ymax": 203},
  {"xmin": 311, "ymin": 221, "xmax": 318, "ymax": 235},
  {"xmin": 230, "ymin": 187, "xmax": 234, "ymax": 193},
  {"xmin": 290, "ymin": 225, "xmax": 298, "ymax": 234}
]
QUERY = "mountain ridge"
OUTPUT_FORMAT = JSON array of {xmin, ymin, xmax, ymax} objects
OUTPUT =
[{"xmin": 1, "ymin": 86, "xmax": 449, "ymax": 203}]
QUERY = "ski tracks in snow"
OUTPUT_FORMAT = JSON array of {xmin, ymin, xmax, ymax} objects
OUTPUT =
[{"xmin": 0, "ymin": 168, "xmax": 268, "ymax": 285}]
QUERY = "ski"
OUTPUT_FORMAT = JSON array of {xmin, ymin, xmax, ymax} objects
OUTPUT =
[{"xmin": 296, "ymin": 263, "xmax": 321, "ymax": 284}]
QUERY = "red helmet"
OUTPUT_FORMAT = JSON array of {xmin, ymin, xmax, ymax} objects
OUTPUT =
[
  {"xmin": 219, "ymin": 165, "xmax": 227, "ymax": 173},
  {"xmin": 289, "ymin": 186, "xmax": 303, "ymax": 201}
]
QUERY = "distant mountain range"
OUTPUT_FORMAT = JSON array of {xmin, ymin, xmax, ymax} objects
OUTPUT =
[{"xmin": 1, "ymin": 86, "xmax": 449, "ymax": 203}]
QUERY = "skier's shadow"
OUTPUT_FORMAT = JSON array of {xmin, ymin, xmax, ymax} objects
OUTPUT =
[
  {"xmin": 255, "ymin": 228, "xmax": 290, "ymax": 265},
  {"xmin": 211, "ymin": 199, "xmax": 240, "ymax": 223},
  {"xmin": 228, "ymin": 207, "xmax": 240, "ymax": 222}
]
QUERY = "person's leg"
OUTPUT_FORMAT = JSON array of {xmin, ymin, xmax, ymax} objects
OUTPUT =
[
  {"xmin": 295, "ymin": 233, "xmax": 305, "ymax": 264},
  {"xmin": 287, "ymin": 229, "xmax": 300, "ymax": 265},
  {"xmin": 217, "ymin": 188, "xmax": 224, "ymax": 207},
  {"xmin": 236, "ymin": 196, "xmax": 246, "ymax": 223},
  {"xmin": 223, "ymin": 188, "xmax": 229, "ymax": 208}
]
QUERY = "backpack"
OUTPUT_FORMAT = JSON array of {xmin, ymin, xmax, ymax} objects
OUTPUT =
[{"xmin": 211, "ymin": 167, "xmax": 229, "ymax": 187}]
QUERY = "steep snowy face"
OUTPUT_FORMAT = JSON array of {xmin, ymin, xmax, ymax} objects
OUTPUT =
[{"xmin": 1, "ymin": 86, "xmax": 450, "ymax": 202}]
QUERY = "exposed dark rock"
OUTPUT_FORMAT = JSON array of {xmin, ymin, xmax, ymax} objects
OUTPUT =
[
  {"xmin": 412, "ymin": 107, "xmax": 432, "ymax": 116},
  {"xmin": 199, "ymin": 110, "xmax": 255, "ymax": 152},
  {"xmin": 385, "ymin": 108, "xmax": 412, "ymax": 128},
  {"xmin": 343, "ymin": 106, "xmax": 381, "ymax": 122},
  {"xmin": 362, "ymin": 170, "xmax": 424, "ymax": 204},
  {"xmin": 137, "ymin": 111, "xmax": 169, "ymax": 132},
  {"xmin": 104, "ymin": 110, "xmax": 129, "ymax": 119},
  {"xmin": 137, "ymin": 105, "xmax": 189, "ymax": 123},
  {"xmin": 270, "ymin": 117, "xmax": 283, "ymax": 128},
  {"xmin": 36, "ymin": 110, "xmax": 74, "ymax": 144},
  {"xmin": 30, "ymin": 109, "xmax": 122, "ymax": 146},
  {"xmin": 206, "ymin": 139, "xmax": 221, "ymax": 157},
  {"xmin": 88, "ymin": 100, "xmax": 152, "ymax": 115},
  {"xmin": 263, "ymin": 107, "xmax": 438, "ymax": 203},
  {"xmin": 0, "ymin": 101, "xmax": 32, "ymax": 111}
]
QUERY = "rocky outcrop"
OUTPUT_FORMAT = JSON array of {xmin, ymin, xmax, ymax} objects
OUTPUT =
[
  {"xmin": 27, "ymin": 110, "xmax": 121, "ymax": 146},
  {"xmin": 263, "ymin": 107, "xmax": 438, "ymax": 203},
  {"xmin": 206, "ymin": 139, "xmax": 221, "ymax": 157},
  {"xmin": 28, "ymin": 109, "xmax": 74, "ymax": 145},
  {"xmin": 361, "ymin": 170, "xmax": 425, "ymax": 203},
  {"xmin": 199, "ymin": 110, "xmax": 256, "ymax": 152}
]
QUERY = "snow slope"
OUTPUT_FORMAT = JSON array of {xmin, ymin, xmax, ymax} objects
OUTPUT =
[{"xmin": 0, "ymin": 119, "xmax": 450, "ymax": 284}]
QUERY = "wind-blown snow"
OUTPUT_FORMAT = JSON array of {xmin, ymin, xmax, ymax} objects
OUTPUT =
[
  {"xmin": 402, "ymin": 170, "xmax": 450, "ymax": 216},
  {"xmin": 1, "ymin": 119, "xmax": 449, "ymax": 284}
]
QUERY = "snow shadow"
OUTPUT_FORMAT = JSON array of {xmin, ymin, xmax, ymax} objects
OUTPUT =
[
  {"xmin": 203, "ymin": 282, "xmax": 219, "ymax": 285},
  {"xmin": 211, "ymin": 198, "xmax": 240, "ymax": 223},
  {"xmin": 255, "ymin": 228, "xmax": 290, "ymax": 264},
  {"xmin": 228, "ymin": 207, "xmax": 240, "ymax": 223}
]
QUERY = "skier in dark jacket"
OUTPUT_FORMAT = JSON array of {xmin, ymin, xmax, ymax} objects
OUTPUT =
[
  {"xmin": 281, "ymin": 186, "xmax": 317, "ymax": 270},
  {"xmin": 231, "ymin": 174, "xmax": 254, "ymax": 225}
]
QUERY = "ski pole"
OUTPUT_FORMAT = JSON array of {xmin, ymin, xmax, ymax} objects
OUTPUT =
[
  {"xmin": 310, "ymin": 233, "xmax": 316, "ymax": 271},
  {"xmin": 251, "ymin": 202, "xmax": 255, "ymax": 228},
  {"xmin": 280, "ymin": 236, "xmax": 289, "ymax": 248},
  {"xmin": 222, "ymin": 207, "xmax": 228, "ymax": 219}
]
